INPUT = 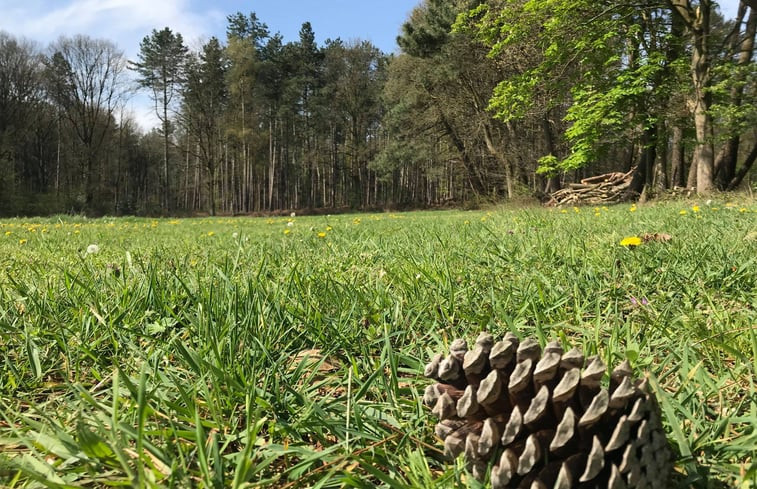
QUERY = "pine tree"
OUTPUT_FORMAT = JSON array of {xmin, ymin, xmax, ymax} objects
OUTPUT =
[{"xmin": 131, "ymin": 28, "xmax": 189, "ymax": 211}]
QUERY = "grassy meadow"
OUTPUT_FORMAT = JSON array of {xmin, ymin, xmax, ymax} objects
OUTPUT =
[{"xmin": 0, "ymin": 201, "xmax": 755, "ymax": 488}]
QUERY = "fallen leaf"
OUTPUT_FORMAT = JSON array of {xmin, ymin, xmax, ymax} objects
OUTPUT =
[
  {"xmin": 641, "ymin": 232, "xmax": 672, "ymax": 243},
  {"xmin": 291, "ymin": 349, "xmax": 340, "ymax": 374}
]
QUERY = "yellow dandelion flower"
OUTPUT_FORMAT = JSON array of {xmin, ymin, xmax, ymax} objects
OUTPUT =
[
  {"xmin": 353, "ymin": 218, "xmax": 361, "ymax": 225},
  {"xmin": 326, "ymin": 226, "xmax": 333, "ymax": 231},
  {"xmin": 692, "ymin": 205, "xmax": 700, "ymax": 212},
  {"xmin": 4, "ymin": 231, "xmax": 10, "ymax": 236},
  {"xmin": 481, "ymin": 217, "xmax": 487, "ymax": 222},
  {"xmin": 284, "ymin": 229, "xmax": 291, "ymax": 235},
  {"xmin": 317, "ymin": 232, "xmax": 326, "ymax": 238},
  {"xmin": 679, "ymin": 210, "xmax": 687, "ymax": 215},
  {"xmin": 620, "ymin": 236, "xmax": 642, "ymax": 247},
  {"xmin": 74, "ymin": 230, "xmax": 80, "ymax": 234},
  {"xmin": 19, "ymin": 239, "xmax": 27, "ymax": 245},
  {"xmin": 630, "ymin": 206, "xmax": 637, "ymax": 212},
  {"xmin": 561, "ymin": 209, "xmax": 568, "ymax": 214},
  {"xmin": 207, "ymin": 231, "xmax": 215, "ymax": 237},
  {"xmin": 594, "ymin": 212, "xmax": 601, "ymax": 217},
  {"xmin": 573, "ymin": 207, "xmax": 580, "ymax": 213},
  {"xmin": 464, "ymin": 220, "xmax": 470, "ymax": 225}
]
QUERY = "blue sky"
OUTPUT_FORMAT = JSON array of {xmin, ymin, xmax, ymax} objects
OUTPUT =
[
  {"xmin": 0, "ymin": 0, "xmax": 743, "ymax": 130},
  {"xmin": 0, "ymin": 0, "xmax": 741, "ymax": 55},
  {"xmin": 0, "ymin": 0, "xmax": 418, "ymax": 128},
  {"xmin": 0, "ymin": 0, "xmax": 418, "ymax": 55}
]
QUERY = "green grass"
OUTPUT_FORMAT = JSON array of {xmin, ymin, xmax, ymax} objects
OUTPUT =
[{"xmin": 0, "ymin": 201, "xmax": 755, "ymax": 488}]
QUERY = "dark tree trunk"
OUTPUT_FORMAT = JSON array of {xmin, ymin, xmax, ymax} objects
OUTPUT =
[
  {"xmin": 669, "ymin": 0, "xmax": 715, "ymax": 193},
  {"xmin": 727, "ymin": 141, "xmax": 757, "ymax": 190},
  {"xmin": 715, "ymin": 5, "xmax": 756, "ymax": 189},
  {"xmin": 670, "ymin": 125, "xmax": 686, "ymax": 187}
]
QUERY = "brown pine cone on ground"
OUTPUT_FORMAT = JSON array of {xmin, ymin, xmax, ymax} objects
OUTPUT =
[{"xmin": 423, "ymin": 332, "xmax": 673, "ymax": 488}]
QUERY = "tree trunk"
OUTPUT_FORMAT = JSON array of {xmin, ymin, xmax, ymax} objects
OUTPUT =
[
  {"xmin": 209, "ymin": 166, "xmax": 216, "ymax": 216},
  {"xmin": 653, "ymin": 125, "xmax": 668, "ymax": 192},
  {"xmin": 268, "ymin": 117, "xmax": 275, "ymax": 210},
  {"xmin": 114, "ymin": 115, "xmax": 123, "ymax": 214},
  {"xmin": 541, "ymin": 115, "xmax": 561, "ymax": 193},
  {"xmin": 715, "ymin": 4, "xmax": 756, "ymax": 189},
  {"xmin": 85, "ymin": 150, "xmax": 95, "ymax": 210},
  {"xmin": 184, "ymin": 138, "xmax": 190, "ymax": 209},
  {"xmin": 163, "ymin": 86, "xmax": 170, "ymax": 213},
  {"xmin": 670, "ymin": 125, "xmax": 686, "ymax": 188},
  {"xmin": 686, "ymin": 157, "xmax": 698, "ymax": 189},
  {"xmin": 727, "ymin": 140, "xmax": 757, "ymax": 190},
  {"xmin": 482, "ymin": 121, "xmax": 512, "ymax": 198},
  {"xmin": 669, "ymin": 0, "xmax": 715, "ymax": 193},
  {"xmin": 627, "ymin": 124, "xmax": 657, "ymax": 199}
]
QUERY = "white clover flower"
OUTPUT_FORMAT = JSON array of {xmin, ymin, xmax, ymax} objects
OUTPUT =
[
  {"xmin": 232, "ymin": 232, "xmax": 239, "ymax": 239},
  {"xmin": 287, "ymin": 221, "xmax": 294, "ymax": 227},
  {"xmin": 290, "ymin": 212, "xmax": 296, "ymax": 217},
  {"xmin": 86, "ymin": 244, "xmax": 100, "ymax": 254}
]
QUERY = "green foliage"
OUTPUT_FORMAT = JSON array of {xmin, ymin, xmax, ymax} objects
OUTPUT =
[
  {"xmin": 226, "ymin": 11, "xmax": 269, "ymax": 48},
  {"xmin": 459, "ymin": 1, "xmax": 702, "ymax": 175},
  {"xmin": 3, "ymin": 3, "xmax": 754, "ymax": 215},
  {"xmin": 397, "ymin": 0, "xmax": 465, "ymax": 58},
  {"xmin": 709, "ymin": 62, "xmax": 757, "ymax": 138},
  {"xmin": 560, "ymin": 54, "xmax": 666, "ymax": 170},
  {"xmin": 1, "ymin": 202, "xmax": 756, "ymax": 487},
  {"xmin": 535, "ymin": 154, "xmax": 558, "ymax": 175},
  {"xmin": 130, "ymin": 27, "xmax": 188, "ymax": 98}
]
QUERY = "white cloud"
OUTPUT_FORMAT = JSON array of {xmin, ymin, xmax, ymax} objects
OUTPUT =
[
  {"xmin": 128, "ymin": 100, "xmax": 161, "ymax": 132},
  {"xmin": 0, "ymin": 0, "xmax": 222, "ymax": 57},
  {"xmin": 0, "ymin": 0, "xmax": 225, "ymax": 131}
]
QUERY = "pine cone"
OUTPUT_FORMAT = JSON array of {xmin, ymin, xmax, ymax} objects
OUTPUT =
[{"xmin": 423, "ymin": 333, "xmax": 672, "ymax": 488}]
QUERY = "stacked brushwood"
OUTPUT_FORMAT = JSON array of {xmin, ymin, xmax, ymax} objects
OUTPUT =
[
  {"xmin": 423, "ymin": 332, "xmax": 672, "ymax": 488},
  {"xmin": 547, "ymin": 169, "xmax": 635, "ymax": 206}
]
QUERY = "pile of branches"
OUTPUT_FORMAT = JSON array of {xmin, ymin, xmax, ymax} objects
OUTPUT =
[{"xmin": 547, "ymin": 169, "xmax": 635, "ymax": 206}]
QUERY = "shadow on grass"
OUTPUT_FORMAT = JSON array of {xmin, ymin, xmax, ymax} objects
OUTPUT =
[{"xmin": 672, "ymin": 458, "xmax": 734, "ymax": 489}]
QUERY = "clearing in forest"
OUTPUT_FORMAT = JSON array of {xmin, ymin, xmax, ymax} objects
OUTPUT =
[{"xmin": 0, "ymin": 202, "xmax": 755, "ymax": 487}]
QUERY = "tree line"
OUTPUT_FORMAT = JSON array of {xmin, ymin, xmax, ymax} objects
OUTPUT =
[{"xmin": 0, "ymin": 1, "xmax": 754, "ymax": 217}]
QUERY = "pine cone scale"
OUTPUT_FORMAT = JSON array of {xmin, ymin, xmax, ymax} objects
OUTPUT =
[{"xmin": 424, "ymin": 334, "xmax": 673, "ymax": 488}]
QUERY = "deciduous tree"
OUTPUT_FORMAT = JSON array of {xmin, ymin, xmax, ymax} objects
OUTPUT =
[{"xmin": 45, "ymin": 35, "xmax": 128, "ymax": 210}]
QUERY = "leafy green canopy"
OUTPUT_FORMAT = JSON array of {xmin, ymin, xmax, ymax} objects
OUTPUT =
[{"xmin": 457, "ymin": 1, "xmax": 676, "ymax": 173}]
